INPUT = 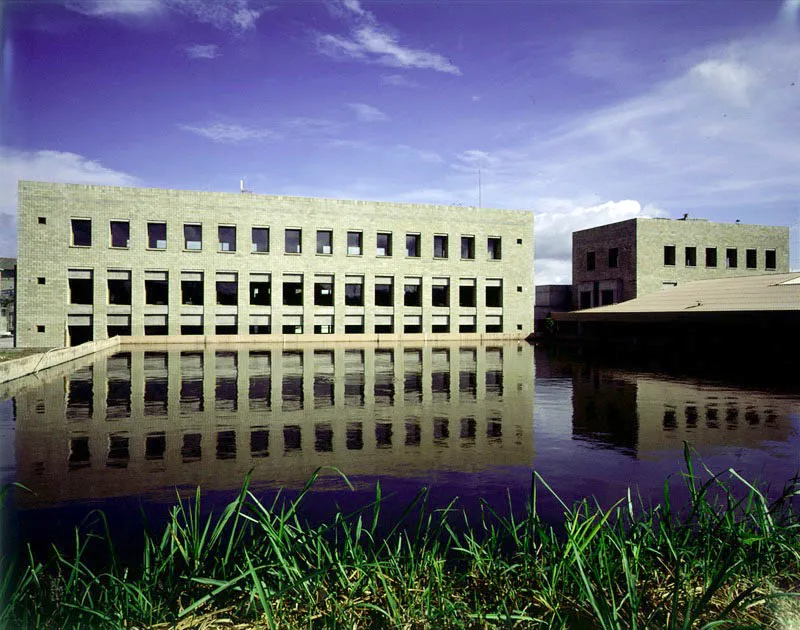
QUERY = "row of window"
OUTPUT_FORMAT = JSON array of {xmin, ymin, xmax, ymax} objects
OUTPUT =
[
  {"xmin": 63, "ymin": 271, "xmax": 513, "ymax": 309},
  {"xmin": 585, "ymin": 246, "xmax": 778, "ymax": 271},
  {"xmin": 64, "ymin": 218, "xmax": 507, "ymax": 260}
]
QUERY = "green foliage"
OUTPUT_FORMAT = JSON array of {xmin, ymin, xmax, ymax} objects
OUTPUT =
[{"xmin": 1, "ymin": 453, "xmax": 798, "ymax": 628}]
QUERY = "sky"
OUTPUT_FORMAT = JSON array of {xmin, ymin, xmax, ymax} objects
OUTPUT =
[{"xmin": 2, "ymin": 0, "xmax": 799, "ymax": 283}]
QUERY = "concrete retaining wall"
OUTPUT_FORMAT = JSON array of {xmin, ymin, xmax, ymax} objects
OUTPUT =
[{"xmin": 0, "ymin": 337, "xmax": 121, "ymax": 385}]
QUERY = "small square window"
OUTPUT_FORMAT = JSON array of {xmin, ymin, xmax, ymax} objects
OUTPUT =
[
  {"xmin": 37, "ymin": 277, "xmax": 45, "ymax": 285},
  {"xmin": 347, "ymin": 231, "xmax": 363, "ymax": 256},
  {"xmin": 434, "ymin": 234, "xmax": 449, "ymax": 258},
  {"xmin": 517, "ymin": 324, "xmax": 523, "ymax": 331},
  {"xmin": 377, "ymin": 232, "xmax": 392, "ymax": 256},
  {"xmin": 184, "ymin": 224, "xmax": 202, "ymax": 250},
  {"xmin": 664, "ymin": 245, "xmax": 676, "ymax": 266},
  {"xmin": 517, "ymin": 238, "xmax": 522, "ymax": 245},
  {"xmin": 71, "ymin": 219, "xmax": 92, "ymax": 247},
  {"xmin": 316, "ymin": 230, "xmax": 332, "ymax": 254},
  {"xmin": 219, "ymin": 226, "xmax": 237, "ymax": 252},
  {"xmin": 147, "ymin": 222, "xmax": 167, "ymax": 249},
  {"xmin": 286, "ymin": 229, "xmax": 302, "ymax": 254},
  {"xmin": 488, "ymin": 237, "xmax": 502, "ymax": 260},
  {"xmin": 37, "ymin": 325, "xmax": 45, "ymax": 333},
  {"xmin": 517, "ymin": 286, "xmax": 522, "ymax": 292},
  {"xmin": 38, "ymin": 217, "xmax": 46, "ymax": 225},
  {"xmin": 252, "ymin": 227, "xmax": 269, "ymax": 253}
]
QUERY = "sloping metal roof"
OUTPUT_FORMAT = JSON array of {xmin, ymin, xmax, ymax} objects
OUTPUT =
[{"xmin": 559, "ymin": 273, "xmax": 800, "ymax": 321}]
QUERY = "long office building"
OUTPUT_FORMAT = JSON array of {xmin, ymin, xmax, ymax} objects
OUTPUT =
[{"xmin": 17, "ymin": 181, "xmax": 534, "ymax": 348}]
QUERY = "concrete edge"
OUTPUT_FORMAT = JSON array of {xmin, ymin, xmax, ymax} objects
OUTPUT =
[{"xmin": 0, "ymin": 337, "xmax": 121, "ymax": 385}]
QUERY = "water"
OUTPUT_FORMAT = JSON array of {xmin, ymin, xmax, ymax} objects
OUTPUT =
[{"xmin": 1, "ymin": 341, "xmax": 798, "ymax": 557}]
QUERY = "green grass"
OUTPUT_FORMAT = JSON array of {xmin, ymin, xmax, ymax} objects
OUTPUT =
[
  {"xmin": 0, "ymin": 348, "xmax": 49, "ymax": 363},
  {"xmin": 1, "ymin": 446, "xmax": 799, "ymax": 628}
]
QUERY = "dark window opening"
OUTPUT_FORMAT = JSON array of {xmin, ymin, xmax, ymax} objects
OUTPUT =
[
  {"xmin": 69, "ymin": 325, "xmax": 93, "ymax": 346},
  {"xmin": 69, "ymin": 278, "xmax": 93, "ymax": 304},
  {"xmin": 486, "ymin": 321, "xmax": 503, "ymax": 333},
  {"xmin": 485, "ymin": 285, "xmax": 502, "ymax": 307},
  {"xmin": 488, "ymin": 237, "xmax": 502, "ymax": 260},
  {"xmin": 406, "ymin": 234, "xmax": 420, "ymax": 257},
  {"xmin": 283, "ymin": 281, "xmax": 303, "ymax": 306},
  {"xmin": 315, "ymin": 424, "xmax": 333, "ymax": 452},
  {"xmin": 38, "ymin": 216, "xmax": 46, "ymax": 225},
  {"xmin": 374, "ymin": 323, "xmax": 394, "ymax": 334},
  {"xmin": 377, "ymin": 232, "xmax": 392, "ymax": 256},
  {"xmin": 746, "ymin": 249, "xmax": 757, "ymax": 269},
  {"xmin": 69, "ymin": 437, "xmax": 91, "ymax": 470},
  {"xmin": 184, "ymin": 224, "xmax": 202, "ymax": 250},
  {"xmin": 284, "ymin": 425, "xmax": 302, "ymax": 452},
  {"xmin": 286, "ymin": 228, "xmax": 302, "ymax": 254},
  {"xmin": 664, "ymin": 245, "xmax": 676, "ymax": 266},
  {"xmin": 110, "ymin": 221, "xmax": 129, "ymax": 248},
  {"xmin": 459, "ymin": 322, "xmax": 476, "ymax": 333},
  {"xmin": 405, "ymin": 421, "xmax": 421, "ymax": 446},
  {"xmin": 182, "ymin": 280, "xmax": 204, "ymax": 305},
  {"xmin": 608, "ymin": 248, "xmax": 618, "ymax": 268},
  {"xmin": 37, "ymin": 277, "xmax": 45, "ymax": 284},
  {"xmin": 404, "ymin": 324, "xmax": 422, "ymax": 333},
  {"xmin": 250, "ymin": 281, "xmax": 271, "ymax": 306},
  {"xmin": 108, "ymin": 279, "xmax": 131, "ymax": 305},
  {"xmin": 219, "ymin": 226, "xmax": 236, "ymax": 252},
  {"xmin": 216, "ymin": 280, "xmax": 237, "ymax": 306},
  {"xmin": 461, "ymin": 236, "xmax": 475, "ymax": 259},
  {"xmin": 347, "ymin": 231, "xmax": 363, "ymax": 255},
  {"xmin": 601, "ymin": 289, "xmax": 614, "ymax": 305},
  {"xmin": 346, "ymin": 423, "xmax": 363, "ymax": 450},
  {"xmin": 147, "ymin": 222, "xmax": 167, "ymax": 249},
  {"xmin": 580, "ymin": 291, "xmax": 592, "ymax": 309},
  {"xmin": 145, "ymin": 433, "xmax": 166, "ymax": 460},
  {"xmin": 249, "ymin": 325, "xmax": 271, "ymax": 335},
  {"xmin": 314, "ymin": 324, "xmax": 333, "ymax": 334},
  {"xmin": 375, "ymin": 282, "xmax": 393, "ymax": 307},
  {"xmin": 107, "ymin": 435, "xmax": 129, "ymax": 468},
  {"xmin": 375, "ymin": 423, "xmax": 393, "ymax": 448},
  {"xmin": 251, "ymin": 430, "xmax": 269, "ymax": 458},
  {"xmin": 216, "ymin": 324, "xmax": 238, "ymax": 335},
  {"xmin": 145, "ymin": 279, "xmax": 168, "ymax": 305},
  {"xmin": 586, "ymin": 251, "xmax": 596, "ymax": 271},
  {"xmin": 314, "ymin": 281, "xmax": 334, "ymax": 306},
  {"xmin": 144, "ymin": 324, "xmax": 168, "ymax": 336},
  {"xmin": 37, "ymin": 325, "xmax": 45, "ymax": 333},
  {"xmin": 316, "ymin": 230, "xmax": 331, "ymax": 254},
  {"xmin": 726, "ymin": 248, "xmax": 737, "ymax": 268},
  {"xmin": 459, "ymin": 285, "xmax": 476, "ymax": 307},
  {"xmin": 432, "ymin": 284, "xmax": 449, "ymax": 307},
  {"xmin": 432, "ymin": 322, "xmax": 449, "ymax": 333},
  {"xmin": 252, "ymin": 227, "xmax": 269, "ymax": 253},
  {"xmin": 182, "ymin": 433, "xmax": 202, "ymax": 463},
  {"xmin": 434, "ymin": 235, "xmax": 448, "ymax": 258},
  {"xmin": 216, "ymin": 431, "xmax": 236, "ymax": 460},
  {"xmin": 706, "ymin": 247, "xmax": 717, "ymax": 268},
  {"xmin": 404, "ymin": 284, "xmax": 421, "ymax": 307},
  {"xmin": 685, "ymin": 247, "xmax": 697, "ymax": 267},
  {"xmin": 282, "ymin": 323, "xmax": 303, "ymax": 334},
  {"xmin": 766, "ymin": 249, "xmax": 776, "ymax": 270},
  {"xmin": 181, "ymin": 326, "xmax": 203, "ymax": 335},
  {"xmin": 345, "ymin": 282, "xmax": 363, "ymax": 306},
  {"xmin": 71, "ymin": 219, "xmax": 91, "ymax": 247},
  {"xmin": 345, "ymin": 323, "xmax": 364, "ymax": 334}
]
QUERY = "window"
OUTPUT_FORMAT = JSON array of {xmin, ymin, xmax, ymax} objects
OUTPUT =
[
  {"xmin": 219, "ymin": 226, "xmax": 236, "ymax": 252},
  {"xmin": 746, "ymin": 249, "xmax": 757, "ymax": 269},
  {"xmin": 68, "ymin": 270, "xmax": 93, "ymax": 304},
  {"xmin": 286, "ymin": 229, "xmax": 302, "ymax": 254},
  {"xmin": 38, "ymin": 217, "xmax": 46, "ymax": 225},
  {"xmin": 377, "ymin": 232, "xmax": 392, "ymax": 256},
  {"xmin": 37, "ymin": 277, "xmax": 45, "ymax": 285},
  {"xmin": 434, "ymin": 235, "xmax": 448, "ymax": 259},
  {"xmin": 314, "ymin": 275, "xmax": 334, "ymax": 306},
  {"xmin": 345, "ymin": 276, "xmax": 363, "ymax": 306},
  {"xmin": 404, "ymin": 278, "xmax": 421, "ymax": 306},
  {"xmin": 664, "ymin": 245, "xmax": 676, "ymax": 266},
  {"xmin": 586, "ymin": 251, "xmax": 596, "ymax": 271},
  {"xmin": 184, "ymin": 224, "xmax": 202, "ymax": 250},
  {"xmin": 252, "ymin": 227, "xmax": 269, "ymax": 253},
  {"xmin": 108, "ymin": 271, "xmax": 131, "ymax": 305},
  {"xmin": 216, "ymin": 273, "xmax": 238, "ymax": 306},
  {"xmin": 726, "ymin": 248, "xmax": 738, "ymax": 268},
  {"xmin": 37, "ymin": 325, "xmax": 45, "ymax": 333},
  {"xmin": 406, "ymin": 234, "xmax": 420, "ymax": 257},
  {"xmin": 432, "ymin": 278, "xmax": 449, "ymax": 307},
  {"xmin": 579, "ymin": 291, "xmax": 591, "ymax": 309},
  {"xmin": 347, "ymin": 231, "xmax": 363, "ymax": 256},
  {"xmin": 706, "ymin": 247, "xmax": 717, "ymax": 268},
  {"xmin": 110, "ymin": 221, "xmax": 129, "ymax": 248},
  {"xmin": 181, "ymin": 272, "xmax": 204, "ymax": 305},
  {"xmin": 485, "ymin": 280, "xmax": 502, "ymax": 307},
  {"xmin": 148, "ymin": 222, "xmax": 167, "ymax": 249},
  {"xmin": 250, "ymin": 273, "xmax": 270, "ymax": 306},
  {"xmin": 459, "ymin": 279, "xmax": 476, "ymax": 307},
  {"xmin": 608, "ymin": 248, "xmax": 618, "ymax": 268},
  {"xmin": 517, "ymin": 238, "xmax": 523, "ymax": 245},
  {"xmin": 144, "ymin": 271, "xmax": 168, "ymax": 305},
  {"xmin": 766, "ymin": 249, "xmax": 777, "ymax": 270},
  {"xmin": 316, "ymin": 230, "xmax": 331, "ymax": 254},
  {"xmin": 71, "ymin": 219, "xmax": 91, "ymax": 247},
  {"xmin": 283, "ymin": 274, "xmax": 303, "ymax": 306},
  {"xmin": 601, "ymin": 289, "xmax": 614, "ymax": 305},
  {"xmin": 487, "ymin": 237, "xmax": 502, "ymax": 260},
  {"xmin": 685, "ymin": 247, "xmax": 697, "ymax": 267},
  {"xmin": 460, "ymin": 235, "xmax": 476, "ymax": 260},
  {"xmin": 375, "ymin": 277, "xmax": 393, "ymax": 307}
]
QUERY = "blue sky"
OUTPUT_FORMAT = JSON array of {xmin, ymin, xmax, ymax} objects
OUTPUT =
[{"xmin": 2, "ymin": 0, "xmax": 799, "ymax": 282}]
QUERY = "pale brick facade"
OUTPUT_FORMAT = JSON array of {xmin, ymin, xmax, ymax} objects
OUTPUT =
[
  {"xmin": 572, "ymin": 218, "xmax": 789, "ymax": 309},
  {"xmin": 17, "ymin": 181, "xmax": 534, "ymax": 348}
]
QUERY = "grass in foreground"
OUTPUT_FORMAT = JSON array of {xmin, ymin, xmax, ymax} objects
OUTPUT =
[{"xmin": 1, "ymin": 447, "xmax": 799, "ymax": 629}]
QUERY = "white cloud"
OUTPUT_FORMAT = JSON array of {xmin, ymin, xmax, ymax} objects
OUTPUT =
[
  {"xmin": 183, "ymin": 44, "xmax": 220, "ymax": 59},
  {"xmin": 179, "ymin": 122, "xmax": 280, "ymax": 142},
  {"xmin": 382, "ymin": 74, "xmax": 418, "ymax": 88},
  {"xmin": 347, "ymin": 102, "xmax": 389, "ymax": 122},
  {"xmin": 0, "ymin": 148, "xmax": 139, "ymax": 257},
  {"xmin": 65, "ymin": 0, "xmax": 163, "ymax": 17},
  {"xmin": 283, "ymin": 117, "xmax": 341, "ymax": 135},
  {"xmin": 690, "ymin": 58, "xmax": 755, "ymax": 106}
]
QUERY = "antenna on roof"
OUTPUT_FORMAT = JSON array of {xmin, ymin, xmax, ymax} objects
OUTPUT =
[{"xmin": 240, "ymin": 178, "xmax": 252, "ymax": 194}]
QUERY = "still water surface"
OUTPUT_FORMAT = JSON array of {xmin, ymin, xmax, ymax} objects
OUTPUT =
[{"xmin": 1, "ymin": 342, "xmax": 798, "ymax": 554}]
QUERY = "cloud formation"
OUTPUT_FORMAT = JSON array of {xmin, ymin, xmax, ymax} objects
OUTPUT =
[
  {"xmin": 347, "ymin": 102, "xmax": 389, "ymax": 122},
  {"xmin": 317, "ymin": 0, "xmax": 460, "ymax": 74},
  {"xmin": 382, "ymin": 74, "xmax": 418, "ymax": 88},
  {"xmin": 183, "ymin": 44, "xmax": 220, "ymax": 59},
  {"xmin": 179, "ymin": 122, "xmax": 280, "ymax": 143}
]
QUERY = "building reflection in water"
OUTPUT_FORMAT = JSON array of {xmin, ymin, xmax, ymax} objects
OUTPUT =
[{"xmin": 12, "ymin": 342, "xmax": 535, "ymax": 508}]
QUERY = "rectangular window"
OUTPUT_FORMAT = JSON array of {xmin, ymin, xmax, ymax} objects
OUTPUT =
[
  {"xmin": 685, "ymin": 247, "xmax": 697, "ymax": 267},
  {"xmin": 286, "ymin": 229, "xmax": 302, "ymax": 254},
  {"xmin": 314, "ymin": 275, "xmax": 334, "ymax": 306},
  {"xmin": 68, "ymin": 269, "xmax": 93, "ymax": 304},
  {"xmin": 664, "ymin": 245, "xmax": 676, "ymax": 266},
  {"xmin": 433, "ymin": 234, "xmax": 448, "ymax": 259},
  {"xmin": 250, "ymin": 273, "xmax": 271, "ymax": 306},
  {"xmin": 148, "ymin": 222, "xmax": 167, "ymax": 249},
  {"xmin": 726, "ymin": 248, "xmax": 738, "ymax": 269},
  {"xmin": 377, "ymin": 232, "xmax": 392, "ymax": 256},
  {"xmin": 459, "ymin": 279, "xmax": 476, "ymax": 307},
  {"xmin": 461, "ymin": 236, "xmax": 475, "ymax": 260},
  {"xmin": 252, "ymin": 227, "xmax": 269, "ymax": 253},
  {"xmin": 144, "ymin": 271, "xmax": 168, "ymax": 305},
  {"xmin": 375, "ymin": 277, "xmax": 393, "ymax": 307},
  {"xmin": 184, "ymin": 224, "xmax": 202, "ymax": 250},
  {"xmin": 181, "ymin": 271, "xmax": 204, "ymax": 305},
  {"xmin": 586, "ymin": 251, "xmax": 596, "ymax": 271},
  {"xmin": 485, "ymin": 279, "xmax": 502, "ymax": 307},
  {"xmin": 107, "ymin": 270, "xmax": 131, "ymax": 305},
  {"xmin": 608, "ymin": 248, "xmax": 618, "ymax": 268},
  {"xmin": 71, "ymin": 219, "xmax": 91, "ymax": 247},
  {"xmin": 706, "ymin": 247, "xmax": 717, "ymax": 268},
  {"xmin": 316, "ymin": 230, "xmax": 331, "ymax": 254},
  {"xmin": 216, "ymin": 272, "xmax": 238, "ymax": 306},
  {"xmin": 404, "ymin": 277, "xmax": 421, "ymax": 307},
  {"xmin": 219, "ymin": 226, "xmax": 236, "ymax": 252},
  {"xmin": 406, "ymin": 234, "xmax": 420, "ymax": 257},
  {"xmin": 283, "ymin": 274, "xmax": 303, "ymax": 306},
  {"xmin": 746, "ymin": 248, "xmax": 757, "ymax": 269},
  {"xmin": 765, "ymin": 249, "xmax": 776, "ymax": 270},
  {"xmin": 347, "ymin": 231, "xmax": 363, "ymax": 256},
  {"xmin": 110, "ymin": 221, "xmax": 129, "ymax": 248},
  {"xmin": 432, "ymin": 278, "xmax": 449, "ymax": 307},
  {"xmin": 601, "ymin": 289, "xmax": 614, "ymax": 305},
  {"xmin": 487, "ymin": 237, "xmax": 502, "ymax": 260},
  {"xmin": 345, "ymin": 276, "xmax": 364, "ymax": 306}
]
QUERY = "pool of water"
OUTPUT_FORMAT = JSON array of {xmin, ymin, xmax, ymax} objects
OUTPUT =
[{"xmin": 1, "ymin": 341, "xmax": 798, "ymax": 557}]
